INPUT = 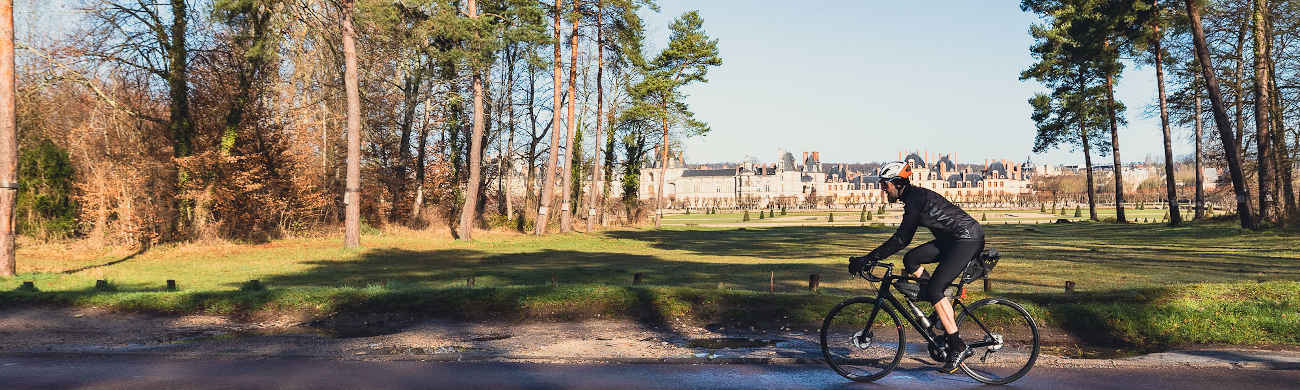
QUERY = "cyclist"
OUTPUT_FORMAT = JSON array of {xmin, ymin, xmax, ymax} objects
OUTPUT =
[{"xmin": 848, "ymin": 161, "xmax": 985, "ymax": 374}]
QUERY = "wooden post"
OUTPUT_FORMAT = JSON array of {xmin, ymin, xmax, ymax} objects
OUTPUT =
[
  {"xmin": 633, "ymin": 272, "xmax": 644, "ymax": 285},
  {"xmin": 467, "ymin": 276, "xmax": 475, "ymax": 288},
  {"xmin": 166, "ymin": 280, "xmax": 177, "ymax": 291},
  {"xmin": 769, "ymin": 271, "xmax": 775, "ymax": 293},
  {"xmin": 808, "ymin": 274, "xmax": 820, "ymax": 292},
  {"xmin": 1065, "ymin": 280, "xmax": 1075, "ymax": 294},
  {"xmin": 983, "ymin": 277, "xmax": 991, "ymax": 292}
]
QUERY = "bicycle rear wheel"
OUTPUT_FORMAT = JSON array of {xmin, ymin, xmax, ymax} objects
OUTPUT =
[
  {"xmin": 955, "ymin": 297, "xmax": 1039, "ymax": 385},
  {"xmin": 819, "ymin": 297, "xmax": 904, "ymax": 382}
]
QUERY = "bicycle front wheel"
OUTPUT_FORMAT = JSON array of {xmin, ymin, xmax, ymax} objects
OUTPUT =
[
  {"xmin": 955, "ymin": 297, "xmax": 1040, "ymax": 385},
  {"xmin": 819, "ymin": 297, "xmax": 904, "ymax": 382}
]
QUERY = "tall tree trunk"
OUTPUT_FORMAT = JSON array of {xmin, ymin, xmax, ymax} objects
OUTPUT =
[
  {"xmin": 342, "ymin": 0, "xmax": 362, "ymax": 248},
  {"xmin": 1264, "ymin": 11, "xmax": 1296, "ymax": 221},
  {"xmin": 525, "ymin": 60, "xmax": 540, "ymax": 221},
  {"xmin": 536, "ymin": 0, "xmax": 564, "ymax": 235},
  {"xmin": 169, "ymin": 0, "xmax": 192, "ymax": 159},
  {"xmin": 413, "ymin": 95, "xmax": 433, "ymax": 221},
  {"xmin": 602, "ymin": 104, "xmax": 616, "ymax": 225},
  {"xmin": 586, "ymin": 1, "xmax": 603, "ymax": 232},
  {"xmin": 559, "ymin": 6, "xmax": 578, "ymax": 233},
  {"xmin": 393, "ymin": 70, "xmax": 422, "ymax": 222},
  {"xmin": 459, "ymin": 0, "xmax": 484, "ymax": 240},
  {"xmin": 1194, "ymin": 72, "xmax": 1206, "ymax": 220},
  {"xmin": 1233, "ymin": 16, "xmax": 1249, "ymax": 162},
  {"xmin": 1185, "ymin": 0, "xmax": 1257, "ymax": 229},
  {"xmin": 656, "ymin": 112, "xmax": 668, "ymax": 227},
  {"xmin": 1105, "ymin": 70, "xmax": 1126, "ymax": 223},
  {"xmin": 501, "ymin": 49, "xmax": 518, "ymax": 220},
  {"xmin": 1080, "ymin": 115, "xmax": 1099, "ymax": 221},
  {"xmin": 0, "ymin": 0, "xmax": 15, "ymax": 277},
  {"xmin": 1252, "ymin": 0, "xmax": 1276, "ymax": 227},
  {"xmin": 1153, "ymin": 0, "xmax": 1182, "ymax": 225}
]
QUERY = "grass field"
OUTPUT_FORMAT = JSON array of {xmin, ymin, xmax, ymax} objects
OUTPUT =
[{"xmin": 1, "ymin": 213, "xmax": 1297, "ymax": 350}]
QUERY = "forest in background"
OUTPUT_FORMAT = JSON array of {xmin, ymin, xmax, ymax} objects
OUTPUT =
[{"xmin": 15, "ymin": 0, "xmax": 720, "ymax": 247}]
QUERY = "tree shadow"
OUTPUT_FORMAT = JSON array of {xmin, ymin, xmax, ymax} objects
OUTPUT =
[
  {"xmin": 604, "ymin": 225, "xmax": 900, "ymax": 260},
  {"xmin": 60, "ymin": 248, "xmax": 148, "ymax": 274}
]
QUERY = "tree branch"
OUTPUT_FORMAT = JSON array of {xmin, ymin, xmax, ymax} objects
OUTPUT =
[{"xmin": 19, "ymin": 42, "xmax": 167, "ymax": 124}]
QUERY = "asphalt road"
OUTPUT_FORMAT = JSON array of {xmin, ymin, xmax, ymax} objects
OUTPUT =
[{"xmin": 2, "ymin": 356, "xmax": 1296, "ymax": 389}]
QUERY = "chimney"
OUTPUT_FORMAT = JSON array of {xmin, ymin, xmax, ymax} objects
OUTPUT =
[
  {"xmin": 803, "ymin": 152, "xmax": 809, "ymax": 162},
  {"xmin": 898, "ymin": 151, "xmax": 902, "ymax": 161},
  {"xmin": 812, "ymin": 152, "xmax": 820, "ymax": 162},
  {"xmin": 984, "ymin": 159, "xmax": 989, "ymax": 171}
]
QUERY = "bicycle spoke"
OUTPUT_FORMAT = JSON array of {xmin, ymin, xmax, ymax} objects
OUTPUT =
[
  {"xmin": 820, "ymin": 297, "xmax": 904, "ymax": 382},
  {"xmin": 955, "ymin": 298, "xmax": 1039, "ymax": 385}
]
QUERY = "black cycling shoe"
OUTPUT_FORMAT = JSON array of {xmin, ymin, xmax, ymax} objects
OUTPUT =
[{"xmin": 938, "ymin": 344, "xmax": 973, "ymax": 374}]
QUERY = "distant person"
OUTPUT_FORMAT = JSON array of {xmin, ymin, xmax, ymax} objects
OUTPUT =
[{"xmin": 848, "ymin": 161, "xmax": 985, "ymax": 374}]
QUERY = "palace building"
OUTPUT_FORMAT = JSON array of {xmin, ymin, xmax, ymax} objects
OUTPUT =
[{"xmin": 641, "ymin": 149, "xmax": 1037, "ymax": 208}]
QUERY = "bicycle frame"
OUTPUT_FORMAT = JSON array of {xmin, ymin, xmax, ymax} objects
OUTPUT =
[{"xmin": 859, "ymin": 263, "xmax": 999, "ymax": 351}]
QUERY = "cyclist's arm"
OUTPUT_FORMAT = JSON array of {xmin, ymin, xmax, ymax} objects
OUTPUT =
[{"xmin": 866, "ymin": 203, "xmax": 920, "ymax": 260}]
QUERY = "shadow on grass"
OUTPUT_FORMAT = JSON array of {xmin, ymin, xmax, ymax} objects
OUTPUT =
[
  {"xmin": 60, "ymin": 248, "xmax": 148, "ymax": 274},
  {"xmin": 604, "ymin": 225, "xmax": 896, "ymax": 259}
]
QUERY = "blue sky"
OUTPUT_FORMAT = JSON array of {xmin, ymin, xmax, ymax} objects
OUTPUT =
[{"xmin": 642, "ymin": 1, "xmax": 1183, "ymax": 166}]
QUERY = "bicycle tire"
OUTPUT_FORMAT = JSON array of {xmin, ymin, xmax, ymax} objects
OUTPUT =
[
  {"xmin": 955, "ymin": 297, "xmax": 1039, "ymax": 385},
  {"xmin": 820, "ymin": 297, "xmax": 905, "ymax": 382}
]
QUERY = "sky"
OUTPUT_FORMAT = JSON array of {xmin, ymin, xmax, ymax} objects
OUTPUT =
[{"xmin": 640, "ymin": 0, "xmax": 1186, "ymax": 167}]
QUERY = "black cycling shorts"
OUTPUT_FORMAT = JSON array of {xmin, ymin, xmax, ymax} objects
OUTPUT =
[{"xmin": 902, "ymin": 239, "xmax": 984, "ymax": 304}]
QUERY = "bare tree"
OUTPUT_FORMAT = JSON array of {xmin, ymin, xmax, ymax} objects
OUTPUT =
[
  {"xmin": 1153, "ymin": 0, "xmax": 1181, "ymax": 225},
  {"xmin": 0, "ymin": 0, "xmax": 14, "ymax": 277},
  {"xmin": 535, "ymin": 0, "xmax": 563, "ymax": 235},
  {"xmin": 459, "ymin": 0, "xmax": 486, "ymax": 240},
  {"xmin": 342, "ymin": 0, "xmax": 362, "ymax": 248},
  {"xmin": 1185, "ymin": 0, "xmax": 1256, "ymax": 229},
  {"xmin": 1252, "ymin": 0, "xmax": 1278, "ymax": 225},
  {"xmin": 585, "ymin": 0, "xmax": 604, "ymax": 232},
  {"xmin": 559, "ymin": 1, "xmax": 579, "ymax": 233}
]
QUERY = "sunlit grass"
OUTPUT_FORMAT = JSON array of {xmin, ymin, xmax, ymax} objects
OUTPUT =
[{"xmin": 1, "ymin": 218, "xmax": 1296, "ymax": 348}]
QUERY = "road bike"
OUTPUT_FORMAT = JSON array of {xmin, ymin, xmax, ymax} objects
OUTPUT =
[{"xmin": 819, "ymin": 249, "xmax": 1039, "ymax": 385}]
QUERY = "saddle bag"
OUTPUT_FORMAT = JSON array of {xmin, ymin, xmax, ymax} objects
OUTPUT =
[{"xmin": 960, "ymin": 248, "xmax": 1000, "ymax": 283}]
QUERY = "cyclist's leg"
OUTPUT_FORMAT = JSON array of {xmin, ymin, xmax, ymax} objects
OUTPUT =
[
  {"xmin": 902, "ymin": 241, "xmax": 940, "ymax": 278},
  {"xmin": 925, "ymin": 239, "xmax": 985, "ymax": 335}
]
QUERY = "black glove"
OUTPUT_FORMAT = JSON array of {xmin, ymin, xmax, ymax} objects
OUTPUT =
[{"xmin": 848, "ymin": 255, "xmax": 872, "ymax": 275}]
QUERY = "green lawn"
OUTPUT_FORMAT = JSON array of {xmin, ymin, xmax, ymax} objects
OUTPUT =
[{"xmin": 1, "ymin": 219, "xmax": 1297, "ymax": 349}]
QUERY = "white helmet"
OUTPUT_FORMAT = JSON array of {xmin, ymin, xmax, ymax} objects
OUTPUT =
[{"xmin": 878, "ymin": 161, "xmax": 913, "ymax": 182}]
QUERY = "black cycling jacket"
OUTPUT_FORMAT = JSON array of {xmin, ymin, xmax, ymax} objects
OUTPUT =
[{"xmin": 867, "ymin": 185, "xmax": 984, "ymax": 260}]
